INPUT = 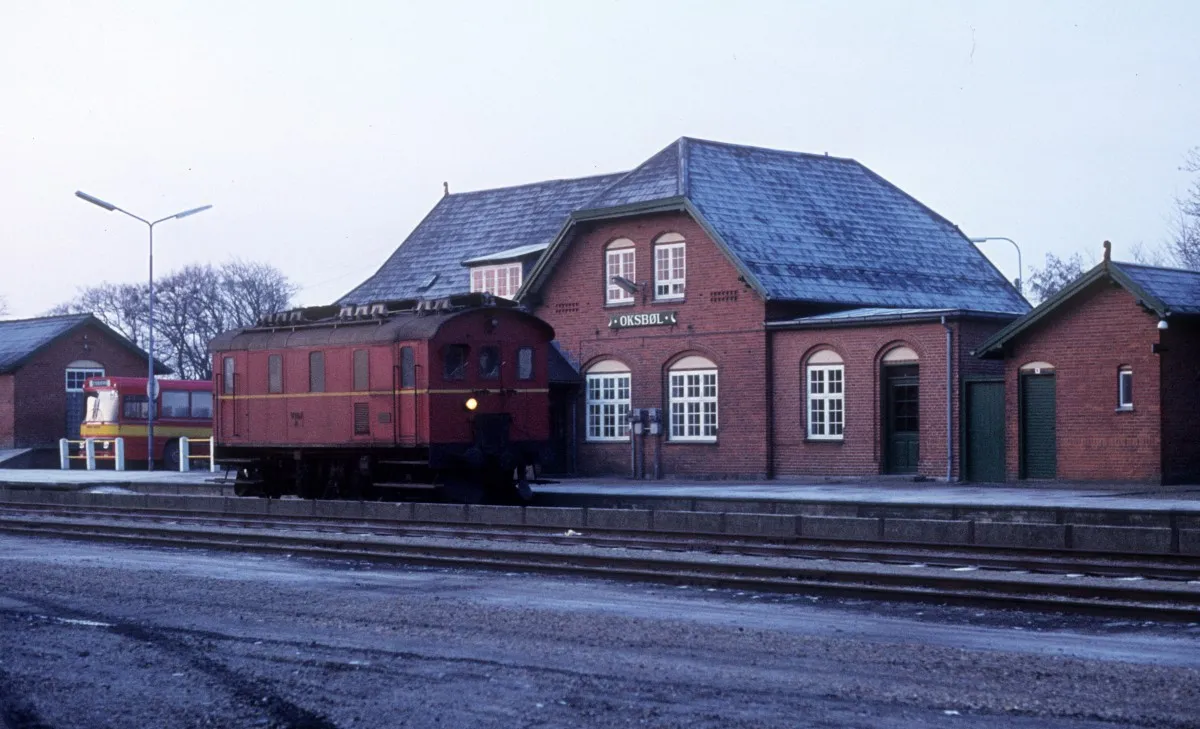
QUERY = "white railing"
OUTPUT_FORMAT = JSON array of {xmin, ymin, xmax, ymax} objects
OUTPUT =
[
  {"xmin": 178, "ymin": 436, "xmax": 218, "ymax": 473},
  {"xmin": 59, "ymin": 438, "xmax": 125, "ymax": 471}
]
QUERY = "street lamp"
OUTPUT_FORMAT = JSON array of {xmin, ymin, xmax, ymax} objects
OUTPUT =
[
  {"xmin": 75, "ymin": 190, "xmax": 212, "ymax": 471},
  {"xmin": 970, "ymin": 236, "xmax": 1023, "ymax": 296}
]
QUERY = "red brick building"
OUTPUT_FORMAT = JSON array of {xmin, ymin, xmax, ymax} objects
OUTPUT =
[
  {"xmin": 344, "ymin": 138, "xmax": 1028, "ymax": 480},
  {"xmin": 0, "ymin": 313, "xmax": 163, "ymax": 454},
  {"xmin": 975, "ymin": 255, "xmax": 1200, "ymax": 484}
]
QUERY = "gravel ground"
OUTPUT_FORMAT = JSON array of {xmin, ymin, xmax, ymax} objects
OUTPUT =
[{"xmin": 0, "ymin": 535, "xmax": 1197, "ymax": 728}]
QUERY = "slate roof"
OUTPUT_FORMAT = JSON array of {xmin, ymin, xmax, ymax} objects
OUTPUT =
[
  {"xmin": 341, "ymin": 174, "xmax": 624, "ymax": 304},
  {"xmin": 766, "ymin": 307, "xmax": 1019, "ymax": 329},
  {"xmin": 0, "ymin": 313, "xmax": 166, "ymax": 374},
  {"xmin": 344, "ymin": 137, "xmax": 1029, "ymax": 315},
  {"xmin": 975, "ymin": 260, "xmax": 1200, "ymax": 358}
]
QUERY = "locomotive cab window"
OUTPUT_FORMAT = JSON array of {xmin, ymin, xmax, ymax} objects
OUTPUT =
[
  {"xmin": 222, "ymin": 356, "xmax": 235, "ymax": 394},
  {"xmin": 123, "ymin": 395, "xmax": 149, "ymax": 421},
  {"xmin": 309, "ymin": 351, "xmax": 325, "ymax": 393},
  {"xmin": 353, "ymin": 349, "xmax": 369, "ymax": 391},
  {"xmin": 444, "ymin": 344, "xmax": 468, "ymax": 381},
  {"xmin": 479, "ymin": 346, "xmax": 501, "ymax": 380},
  {"xmin": 517, "ymin": 347, "xmax": 534, "ymax": 380}
]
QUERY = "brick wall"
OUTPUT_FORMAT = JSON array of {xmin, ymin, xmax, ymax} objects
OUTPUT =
[
  {"xmin": 770, "ymin": 318, "xmax": 1006, "ymax": 480},
  {"xmin": 533, "ymin": 211, "xmax": 770, "ymax": 478},
  {"xmin": 1002, "ymin": 282, "xmax": 1162, "ymax": 481},
  {"xmin": 0, "ymin": 375, "xmax": 14, "ymax": 449},
  {"xmin": 1160, "ymin": 316, "xmax": 1200, "ymax": 483},
  {"xmin": 12, "ymin": 321, "xmax": 148, "ymax": 447}
]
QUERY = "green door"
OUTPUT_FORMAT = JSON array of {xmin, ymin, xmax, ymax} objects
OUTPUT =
[
  {"xmin": 885, "ymin": 365, "xmax": 919, "ymax": 474},
  {"xmin": 965, "ymin": 381, "xmax": 1005, "ymax": 482},
  {"xmin": 1020, "ymin": 374, "xmax": 1056, "ymax": 479}
]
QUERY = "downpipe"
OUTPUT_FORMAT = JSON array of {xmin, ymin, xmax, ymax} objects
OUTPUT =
[{"xmin": 941, "ymin": 316, "xmax": 953, "ymax": 482}]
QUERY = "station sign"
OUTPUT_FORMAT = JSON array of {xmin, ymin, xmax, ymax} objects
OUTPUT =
[{"xmin": 608, "ymin": 311, "xmax": 678, "ymax": 329}]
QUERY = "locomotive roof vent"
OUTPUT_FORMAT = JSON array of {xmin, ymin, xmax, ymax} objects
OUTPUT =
[
  {"xmin": 368, "ymin": 303, "xmax": 387, "ymax": 317},
  {"xmin": 288, "ymin": 310, "xmax": 303, "ymax": 322},
  {"xmin": 338, "ymin": 305, "xmax": 355, "ymax": 319}
]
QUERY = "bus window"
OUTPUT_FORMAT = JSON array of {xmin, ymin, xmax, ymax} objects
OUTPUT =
[
  {"xmin": 191, "ymin": 391, "xmax": 213, "ymax": 419},
  {"xmin": 162, "ymin": 391, "xmax": 189, "ymax": 418},
  {"xmin": 123, "ymin": 395, "xmax": 149, "ymax": 420},
  {"xmin": 85, "ymin": 390, "xmax": 119, "ymax": 423}
]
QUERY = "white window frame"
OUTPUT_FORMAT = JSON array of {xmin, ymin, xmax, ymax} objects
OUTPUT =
[
  {"xmin": 606, "ymin": 240, "xmax": 636, "ymax": 305},
  {"xmin": 669, "ymin": 368, "xmax": 718, "ymax": 442},
  {"xmin": 807, "ymin": 364, "xmax": 845, "ymax": 440},
  {"xmin": 469, "ymin": 263, "xmax": 522, "ymax": 299},
  {"xmin": 65, "ymin": 367, "xmax": 105, "ymax": 392},
  {"xmin": 654, "ymin": 241, "xmax": 686, "ymax": 300},
  {"xmin": 1118, "ymin": 367, "xmax": 1133, "ymax": 410},
  {"xmin": 585, "ymin": 370, "xmax": 631, "ymax": 441}
]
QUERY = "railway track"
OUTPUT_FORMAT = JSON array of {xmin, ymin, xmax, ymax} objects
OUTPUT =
[{"xmin": 1, "ymin": 500, "xmax": 1198, "ymax": 620}]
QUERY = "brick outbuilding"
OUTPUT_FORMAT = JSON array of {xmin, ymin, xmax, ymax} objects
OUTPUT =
[
  {"xmin": 345, "ymin": 137, "xmax": 1028, "ymax": 480},
  {"xmin": 0, "ymin": 313, "xmax": 165, "ymax": 455},
  {"xmin": 976, "ymin": 254, "xmax": 1200, "ymax": 484}
]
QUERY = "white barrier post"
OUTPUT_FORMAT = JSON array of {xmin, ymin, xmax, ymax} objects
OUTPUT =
[
  {"xmin": 209, "ymin": 437, "xmax": 217, "ymax": 473},
  {"xmin": 85, "ymin": 439, "xmax": 97, "ymax": 471},
  {"xmin": 59, "ymin": 439, "xmax": 70, "ymax": 470},
  {"xmin": 179, "ymin": 437, "xmax": 190, "ymax": 472},
  {"xmin": 115, "ymin": 438, "xmax": 125, "ymax": 471}
]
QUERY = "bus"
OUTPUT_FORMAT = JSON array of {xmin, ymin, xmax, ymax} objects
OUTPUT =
[{"xmin": 80, "ymin": 376, "xmax": 213, "ymax": 469}]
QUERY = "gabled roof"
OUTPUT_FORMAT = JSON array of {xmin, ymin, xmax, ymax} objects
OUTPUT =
[
  {"xmin": 524, "ymin": 138, "xmax": 1029, "ymax": 313},
  {"xmin": 0, "ymin": 313, "xmax": 168, "ymax": 375},
  {"xmin": 341, "ymin": 173, "xmax": 624, "ymax": 304},
  {"xmin": 344, "ymin": 137, "xmax": 1028, "ymax": 314},
  {"xmin": 974, "ymin": 260, "xmax": 1200, "ymax": 358}
]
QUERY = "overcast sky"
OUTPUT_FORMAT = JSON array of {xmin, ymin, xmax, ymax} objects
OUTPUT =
[{"xmin": 1, "ymin": 0, "xmax": 1197, "ymax": 318}]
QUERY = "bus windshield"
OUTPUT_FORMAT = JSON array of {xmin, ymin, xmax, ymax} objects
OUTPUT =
[{"xmin": 84, "ymin": 390, "xmax": 119, "ymax": 423}]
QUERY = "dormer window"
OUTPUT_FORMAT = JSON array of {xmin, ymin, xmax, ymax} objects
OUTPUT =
[
  {"xmin": 606, "ymin": 238, "xmax": 636, "ymax": 305},
  {"xmin": 470, "ymin": 263, "xmax": 522, "ymax": 299},
  {"xmin": 654, "ymin": 233, "xmax": 686, "ymax": 300}
]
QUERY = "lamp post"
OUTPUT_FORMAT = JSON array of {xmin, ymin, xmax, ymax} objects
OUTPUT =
[
  {"xmin": 970, "ymin": 236, "xmax": 1023, "ymax": 297},
  {"xmin": 75, "ymin": 190, "xmax": 212, "ymax": 470}
]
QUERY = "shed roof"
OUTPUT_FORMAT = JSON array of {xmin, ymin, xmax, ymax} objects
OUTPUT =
[
  {"xmin": 0, "ymin": 313, "xmax": 167, "ymax": 375},
  {"xmin": 766, "ymin": 307, "xmax": 1019, "ymax": 330}
]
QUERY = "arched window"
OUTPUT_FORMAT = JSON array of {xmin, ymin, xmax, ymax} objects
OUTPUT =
[
  {"xmin": 668, "ymin": 355, "xmax": 718, "ymax": 442},
  {"xmin": 65, "ymin": 359, "xmax": 105, "ymax": 392},
  {"xmin": 606, "ymin": 238, "xmax": 636, "ymax": 305},
  {"xmin": 586, "ymin": 360, "xmax": 631, "ymax": 441},
  {"xmin": 806, "ymin": 349, "xmax": 844, "ymax": 440},
  {"xmin": 653, "ymin": 232, "xmax": 686, "ymax": 300},
  {"xmin": 1118, "ymin": 365, "xmax": 1133, "ymax": 409}
]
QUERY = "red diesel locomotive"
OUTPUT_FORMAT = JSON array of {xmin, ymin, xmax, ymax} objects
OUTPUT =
[{"xmin": 209, "ymin": 294, "xmax": 554, "ymax": 502}]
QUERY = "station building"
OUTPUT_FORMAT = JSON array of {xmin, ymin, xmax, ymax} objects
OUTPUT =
[
  {"xmin": 0, "ymin": 313, "xmax": 165, "ymax": 459},
  {"xmin": 975, "ymin": 248, "xmax": 1200, "ymax": 484},
  {"xmin": 344, "ymin": 137, "xmax": 1029, "ymax": 480}
]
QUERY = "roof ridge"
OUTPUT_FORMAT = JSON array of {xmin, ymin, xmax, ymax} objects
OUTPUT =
[
  {"xmin": 445, "ymin": 171, "xmax": 627, "ymax": 199},
  {"xmin": 0, "ymin": 312, "xmax": 92, "ymax": 326},
  {"xmin": 678, "ymin": 135, "xmax": 860, "ymax": 165},
  {"xmin": 1112, "ymin": 260, "xmax": 1200, "ymax": 275}
]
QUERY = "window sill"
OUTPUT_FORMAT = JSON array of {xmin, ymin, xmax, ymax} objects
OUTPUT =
[
  {"xmin": 652, "ymin": 296, "xmax": 685, "ymax": 305},
  {"xmin": 666, "ymin": 439, "xmax": 718, "ymax": 445},
  {"xmin": 1115, "ymin": 405, "xmax": 1134, "ymax": 413},
  {"xmin": 585, "ymin": 438, "xmax": 631, "ymax": 444},
  {"xmin": 604, "ymin": 300, "xmax": 636, "ymax": 309},
  {"xmin": 804, "ymin": 437, "xmax": 845, "ymax": 444}
]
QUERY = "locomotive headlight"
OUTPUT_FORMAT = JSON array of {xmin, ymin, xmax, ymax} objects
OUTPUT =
[{"xmin": 464, "ymin": 397, "xmax": 478, "ymax": 411}]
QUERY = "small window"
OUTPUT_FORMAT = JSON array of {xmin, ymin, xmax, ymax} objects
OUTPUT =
[
  {"xmin": 479, "ymin": 346, "xmax": 501, "ymax": 380},
  {"xmin": 400, "ymin": 346, "xmax": 416, "ymax": 388},
  {"xmin": 654, "ymin": 233, "xmax": 686, "ymax": 299},
  {"xmin": 1118, "ymin": 367, "xmax": 1133, "ymax": 409},
  {"xmin": 191, "ymin": 391, "xmax": 213, "ymax": 419},
  {"xmin": 606, "ymin": 239, "xmax": 636, "ymax": 304},
  {"xmin": 161, "ymin": 391, "xmax": 189, "ymax": 418},
  {"xmin": 309, "ymin": 351, "xmax": 325, "ymax": 393},
  {"xmin": 517, "ymin": 347, "xmax": 534, "ymax": 380},
  {"xmin": 268, "ymin": 354, "xmax": 283, "ymax": 394},
  {"xmin": 122, "ymin": 395, "xmax": 149, "ymax": 420},
  {"xmin": 66, "ymin": 367, "xmax": 106, "ymax": 392},
  {"xmin": 353, "ymin": 349, "xmax": 369, "ymax": 391},
  {"xmin": 469, "ymin": 263, "xmax": 523, "ymax": 299},
  {"xmin": 223, "ymin": 357, "xmax": 235, "ymax": 395},
  {"xmin": 353, "ymin": 402, "xmax": 370, "ymax": 435},
  {"xmin": 444, "ymin": 345, "xmax": 468, "ymax": 381}
]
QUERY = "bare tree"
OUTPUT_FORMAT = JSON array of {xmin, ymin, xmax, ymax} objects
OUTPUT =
[
  {"xmin": 1025, "ymin": 252, "xmax": 1087, "ymax": 305},
  {"xmin": 1167, "ymin": 147, "xmax": 1200, "ymax": 269},
  {"xmin": 0, "ymin": 294, "xmax": 8, "ymax": 317},
  {"xmin": 50, "ymin": 260, "xmax": 296, "ymax": 379}
]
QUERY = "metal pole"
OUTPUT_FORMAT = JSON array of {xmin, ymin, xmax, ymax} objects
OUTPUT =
[
  {"xmin": 970, "ymin": 236, "xmax": 1023, "ymax": 296},
  {"xmin": 147, "ymin": 222, "xmax": 155, "ymax": 471}
]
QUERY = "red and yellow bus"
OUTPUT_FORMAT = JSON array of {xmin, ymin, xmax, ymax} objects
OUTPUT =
[{"xmin": 80, "ymin": 376, "xmax": 213, "ymax": 469}]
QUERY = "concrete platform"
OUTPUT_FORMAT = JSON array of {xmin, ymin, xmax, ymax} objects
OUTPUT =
[{"xmin": 0, "ymin": 468, "xmax": 225, "ymax": 494}]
